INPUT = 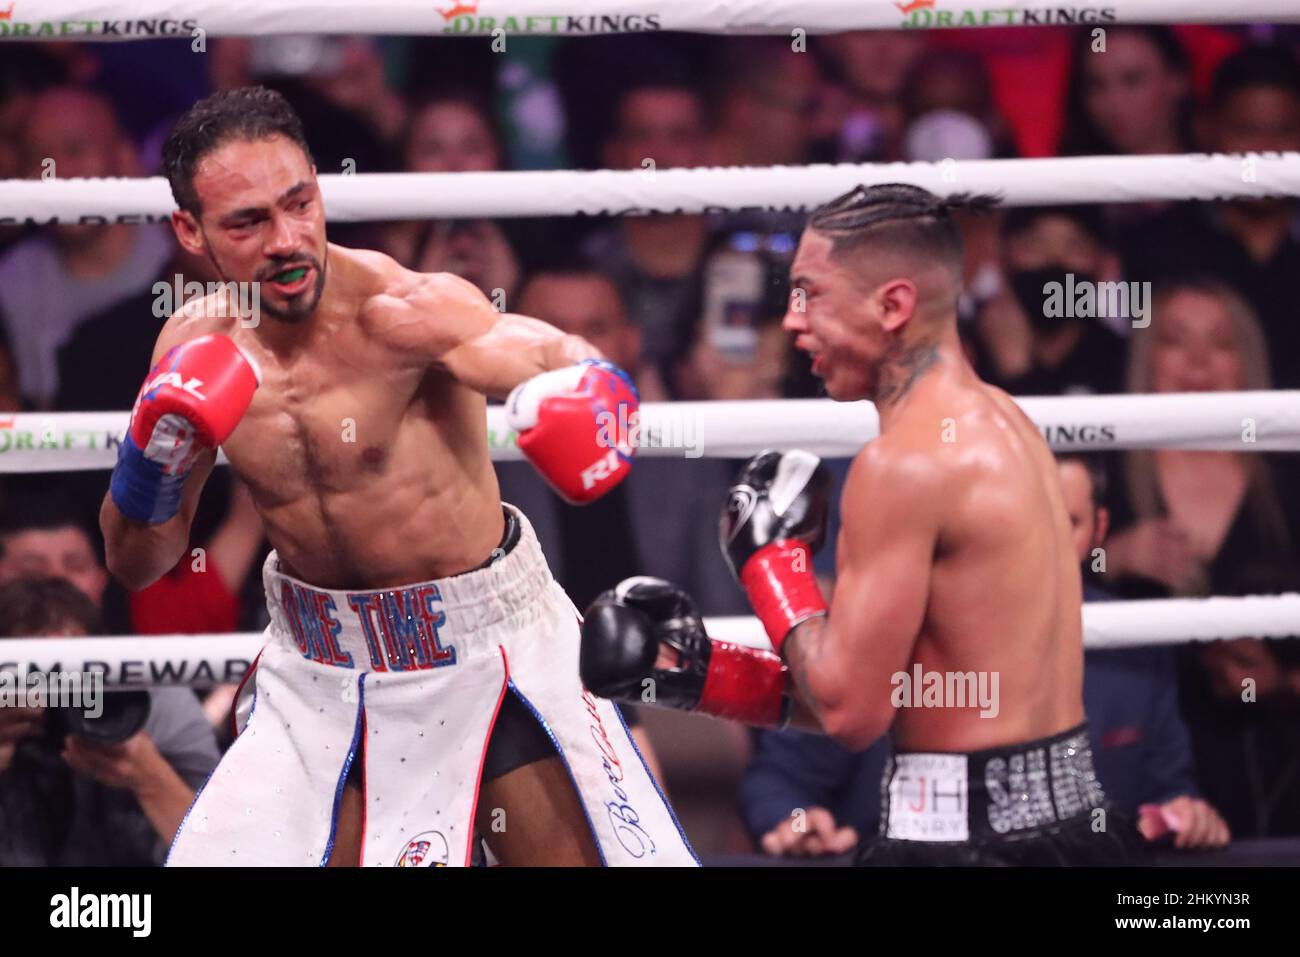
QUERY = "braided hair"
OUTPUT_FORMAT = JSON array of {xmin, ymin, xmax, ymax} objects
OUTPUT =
[{"xmin": 808, "ymin": 183, "xmax": 998, "ymax": 288}]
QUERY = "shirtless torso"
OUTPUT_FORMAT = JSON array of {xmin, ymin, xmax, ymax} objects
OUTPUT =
[
  {"xmin": 105, "ymin": 243, "xmax": 602, "ymax": 592},
  {"xmin": 153, "ymin": 246, "xmax": 508, "ymax": 588},
  {"xmin": 772, "ymin": 215, "xmax": 1085, "ymax": 755},
  {"xmin": 100, "ymin": 92, "xmax": 704, "ymax": 869},
  {"xmin": 584, "ymin": 184, "xmax": 1123, "ymax": 865},
  {"xmin": 840, "ymin": 353, "xmax": 1084, "ymax": 752},
  {"xmin": 105, "ymin": 243, "xmax": 618, "ymax": 864}
]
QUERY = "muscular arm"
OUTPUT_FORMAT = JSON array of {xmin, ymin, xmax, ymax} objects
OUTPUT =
[
  {"xmin": 782, "ymin": 448, "xmax": 939, "ymax": 749},
  {"xmin": 376, "ymin": 272, "xmax": 600, "ymax": 399},
  {"xmin": 101, "ymin": 452, "xmax": 216, "ymax": 591},
  {"xmin": 448, "ymin": 312, "xmax": 600, "ymax": 398}
]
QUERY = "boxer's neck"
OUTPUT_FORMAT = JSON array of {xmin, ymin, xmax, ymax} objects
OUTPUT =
[{"xmin": 872, "ymin": 326, "xmax": 963, "ymax": 423}]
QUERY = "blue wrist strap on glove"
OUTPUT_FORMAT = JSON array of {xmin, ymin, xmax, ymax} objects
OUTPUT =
[
  {"xmin": 578, "ymin": 357, "xmax": 640, "ymax": 402},
  {"xmin": 109, "ymin": 432, "xmax": 188, "ymax": 525}
]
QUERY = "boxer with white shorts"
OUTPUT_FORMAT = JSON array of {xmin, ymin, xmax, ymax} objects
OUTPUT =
[{"xmin": 100, "ymin": 85, "xmax": 695, "ymax": 867}]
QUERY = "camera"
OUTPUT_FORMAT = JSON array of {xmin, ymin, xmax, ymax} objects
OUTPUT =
[{"xmin": 46, "ymin": 689, "xmax": 152, "ymax": 745}]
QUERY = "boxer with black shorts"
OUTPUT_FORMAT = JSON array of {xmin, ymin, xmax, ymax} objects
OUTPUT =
[{"xmin": 581, "ymin": 184, "xmax": 1137, "ymax": 866}]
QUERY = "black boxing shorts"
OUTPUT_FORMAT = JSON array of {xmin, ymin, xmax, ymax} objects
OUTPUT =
[{"xmin": 856, "ymin": 723, "xmax": 1140, "ymax": 866}]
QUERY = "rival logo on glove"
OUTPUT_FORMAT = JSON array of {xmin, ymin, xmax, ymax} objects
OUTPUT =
[
  {"xmin": 507, "ymin": 359, "xmax": 639, "ymax": 504},
  {"xmin": 581, "ymin": 448, "xmax": 622, "ymax": 491},
  {"xmin": 142, "ymin": 371, "xmax": 207, "ymax": 402},
  {"xmin": 112, "ymin": 334, "xmax": 259, "ymax": 525}
]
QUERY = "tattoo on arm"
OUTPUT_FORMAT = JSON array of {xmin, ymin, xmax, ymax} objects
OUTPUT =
[{"xmin": 782, "ymin": 618, "xmax": 828, "ymax": 724}]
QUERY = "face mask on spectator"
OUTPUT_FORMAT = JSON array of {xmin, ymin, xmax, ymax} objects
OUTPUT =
[{"xmin": 1008, "ymin": 265, "xmax": 1099, "ymax": 332}]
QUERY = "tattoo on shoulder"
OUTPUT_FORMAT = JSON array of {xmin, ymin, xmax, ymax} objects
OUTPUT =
[{"xmin": 875, "ymin": 341, "xmax": 940, "ymax": 407}]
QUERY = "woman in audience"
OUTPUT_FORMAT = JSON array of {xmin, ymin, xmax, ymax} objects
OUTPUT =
[
  {"xmin": 1059, "ymin": 25, "xmax": 1196, "ymax": 157},
  {"xmin": 1104, "ymin": 277, "xmax": 1300, "ymax": 838},
  {"xmin": 1104, "ymin": 277, "xmax": 1293, "ymax": 598}
]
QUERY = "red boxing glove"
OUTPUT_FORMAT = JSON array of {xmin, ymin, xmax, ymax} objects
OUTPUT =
[
  {"xmin": 128, "ymin": 334, "xmax": 260, "ymax": 458},
  {"xmin": 581, "ymin": 576, "xmax": 791, "ymax": 727},
  {"xmin": 697, "ymin": 638, "xmax": 790, "ymax": 726},
  {"xmin": 111, "ymin": 335, "xmax": 260, "ymax": 523},
  {"xmin": 505, "ymin": 359, "xmax": 638, "ymax": 504},
  {"xmin": 720, "ymin": 450, "xmax": 832, "ymax": 655},
  {"xmin": 737, "ymin": 541, "xmax": 827, "ymax": 657}
]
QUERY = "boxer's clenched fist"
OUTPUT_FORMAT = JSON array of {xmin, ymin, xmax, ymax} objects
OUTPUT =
[
  {"xmin": 581, "ymin": 576, "xmax": 791, "ymax": 727},
  {"xmin": 111, "ymin": 334, "xmax": 260, "ymax": 524},
  {"xmin": 506, "ymin": 358, "xmax": 638, "ymax": 504},
  {"xmin": 761, "ymin": 807, "xmax": 859, "ymax": 858},
  {"xmin": 720, "ymin": 449, "xmax": 833, "ymax": 654}
]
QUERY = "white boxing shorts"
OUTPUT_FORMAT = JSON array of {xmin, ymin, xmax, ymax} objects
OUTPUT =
[{"xmin": 167, "ymin": 504, "xmax": 697, "ymax": 867}]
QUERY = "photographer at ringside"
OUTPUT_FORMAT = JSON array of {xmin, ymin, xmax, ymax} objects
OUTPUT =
[{"xmin": 0, "ymin": 577, "xmax": 219, "ymax": 865}]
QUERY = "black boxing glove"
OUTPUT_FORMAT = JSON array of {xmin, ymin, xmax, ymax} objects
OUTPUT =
[
  {"xmin": 720, "ymin": 449, "xmax": 832, "ymax": 655},
  {"xmin": 580, "ymin": 576, "xmax": 791, "ymax": 727}
]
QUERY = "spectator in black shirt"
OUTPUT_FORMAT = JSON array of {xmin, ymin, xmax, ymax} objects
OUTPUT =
[
  {"xmin": 1098, "ymin": 278, "xmax": 1299, "ymax": 840},
  {"xmin": 1183, "ymin": 581, "xmax": 1300, "ymax": 840},
  {"xmin": 56, "ymin": 240, "xmax": 217, "ymax": 414},
  {"xmin": 581, "ymin": 78, "xmax": 714, "ymax": 379},
  {"xmin": 973, "ymin": 205, "xmax": 1128, "ymax": 395}
]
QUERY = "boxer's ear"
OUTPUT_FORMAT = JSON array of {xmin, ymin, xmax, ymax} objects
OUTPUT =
[
  {"xmin": 172, "ymin": 209, "xmax": 206, "ymax": 258},
  {"xmin": 877, "ymin": 278, "xmax": 919, "ymax": 332}
]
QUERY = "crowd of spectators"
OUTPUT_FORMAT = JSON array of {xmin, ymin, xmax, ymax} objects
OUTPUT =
[{"xmin": 1, "ymin": 24, "xmax": 1298, "ymax": 863}]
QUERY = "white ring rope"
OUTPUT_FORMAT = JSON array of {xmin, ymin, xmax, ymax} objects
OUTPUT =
[
  {"xmin": 6, "ymin": 392, "xmax": 1299, "ymax": 473},
  {"xmin": 712, "ymin": 594, "xmax": 1300, "ymax": 651},
  {"xmin": 3, "ymin": 154, "xmax": 1299, "ymax": 224},
  {"xmin": 2, "ymin": 595, "xmax": 1298, "ymax": 687},
  {"xmin": 2, "ymin": 0, "xmax": 1297, "ymax": 40}
]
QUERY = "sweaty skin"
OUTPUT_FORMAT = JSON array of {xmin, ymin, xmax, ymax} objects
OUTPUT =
[
  {"xmin": 99, "ymin": 132, "xmax": 602, "ymax": 865},
  {"xmin": 112, "ymin": 249, "xmax": 588, "ymax": 589},
  {"xmin": 781, "ymin": 229, "xmax": 1084, "ymax": 753},
  {"xmin": 100, "ymin": 134, "xmax": 596, "ymax": 591}
]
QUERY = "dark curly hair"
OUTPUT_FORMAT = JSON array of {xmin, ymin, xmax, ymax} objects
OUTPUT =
[{"xmin": 162, "ymin": 85, "xmax": 315, "ymax": 216}]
